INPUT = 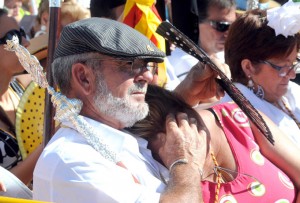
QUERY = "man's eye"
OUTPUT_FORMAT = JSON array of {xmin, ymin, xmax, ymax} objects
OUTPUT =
[{"xmin": 125, "ymin": 61, "xmax": 132, "ymax": 66}]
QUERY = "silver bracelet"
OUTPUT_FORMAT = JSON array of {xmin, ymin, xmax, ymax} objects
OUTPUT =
[{"xmin": 169, "ymin": 158, "xmax": 189, "ymax": 171}]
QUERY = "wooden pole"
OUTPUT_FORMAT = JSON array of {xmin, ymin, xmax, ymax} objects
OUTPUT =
[{"xmin": 43, "ymin": 0, "xmax": 61, "ymax": 146}]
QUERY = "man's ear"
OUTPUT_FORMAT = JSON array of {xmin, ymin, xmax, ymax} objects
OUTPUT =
[
  {"xmin": 71, "ymin": 63, "xmax": 95, "ymax": 96},
  {"xmin": 241, "ymin": 59, "xmax": 255, "ymax": 76}
]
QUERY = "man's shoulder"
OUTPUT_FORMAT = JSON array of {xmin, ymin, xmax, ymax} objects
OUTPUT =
[
  {"xmin": 34, "ymin": 127, "xmax": 111, "ymax": 181},
  {"xmin": 36, "ymin": 127, "xmax": 99, "ymax": 169}
]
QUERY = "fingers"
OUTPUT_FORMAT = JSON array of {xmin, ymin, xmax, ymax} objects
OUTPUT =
[
  {"xmin": 216, "ymin": 83, "xmax": 225, "ymax": 99},
  {"xmin": 189, "ymin": 117, "xmax": 198, "ymax": 132},
  {"xmin": 190, "ymin": 62, "xmax": 214, "ymax": 80},
  {"xmin": 210, "ymin": 55, "xmax": 231, "ymax": 79},
  {"xmin": 157, "ymin": 132, "xmax": 166, "ymax": 146},
  {"xmin": 224, "ymin": 64, "xmax": 231, "ymax": 79},
  {"xmin": 166, "ymin": 113, "xmax": 197, "ymax": 132},
  {"xmin": 160, "ymin": 113, "xmax": 202, "ymax": 168},
  {"xmin": 176, "ymin": 113, "xmax": 190, "ymax": 128},
  {"xmin": 0, "ymin": 181, "xmax": 6, "ymax": 192}
]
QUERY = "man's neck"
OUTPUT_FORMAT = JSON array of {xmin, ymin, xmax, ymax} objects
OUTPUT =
[{"xmin": 80, "ymin": 106, "xmax": 125, "ymax": 130}]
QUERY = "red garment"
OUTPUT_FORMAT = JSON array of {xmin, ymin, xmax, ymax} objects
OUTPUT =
[{"xmin": 201, "ymin": 102, "xmax": 295, "ymax": 203}]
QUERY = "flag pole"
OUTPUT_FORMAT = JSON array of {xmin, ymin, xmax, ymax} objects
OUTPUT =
[{"xmin": 43, "ymin": 0, "xmax": 61, "ymax": 145}]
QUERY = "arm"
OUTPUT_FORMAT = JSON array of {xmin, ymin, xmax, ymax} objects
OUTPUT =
[
  {"xmin": 174, "ymin": 57, "xmax": 229, "ymax": 107},
  {"xmin": 15, "ymin": 74, "xmax": 32, "ymax": 89},
  {"xmin": 10, "ymin": 144, "xmax": 43, "ymax": 185},
  {"xmin": 158, "ymin": 113, "xmax": 207, "ymax": 202},
  {"xmin": 251, "ymin": 113, "xmax": 300, "ymax": 202}
]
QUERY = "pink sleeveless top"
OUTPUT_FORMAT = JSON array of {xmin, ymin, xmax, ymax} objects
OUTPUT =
[{"xmin": 201, "ymin": 102, "xmax": 295, "ymax": 203}]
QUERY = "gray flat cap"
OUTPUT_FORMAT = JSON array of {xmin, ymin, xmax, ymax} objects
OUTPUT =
[{"xmin": 54, "ymin": 17, "xmax": 165, "ymax": 62}]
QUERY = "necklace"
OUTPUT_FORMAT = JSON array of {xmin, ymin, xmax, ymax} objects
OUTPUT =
[
  {"xmin": 278, "ymin": 100, "xmax": 300, "ymax": 129},
  {"xmin": 210, "ymin": 151, "xmax": 261, "ymax": 202},
  {"xmin": 211, "ymin": 151, "xmax": 222, "ymax": 203}
]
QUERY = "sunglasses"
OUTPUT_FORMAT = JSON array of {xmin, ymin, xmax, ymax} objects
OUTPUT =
[
  {"xmin": 259, "ymin": 58, "xmax": 300, "ymax": 77},
  {"xmin": 82, "ymin": 58, "xmax": 158, "ymax": 76},
  {"xmin": 0, "ymin": 28, "xmax": 26, "ymax": 45},
  {"xmin": 208, "ymin": 21, "xmax": 231, "ymax": 32}
]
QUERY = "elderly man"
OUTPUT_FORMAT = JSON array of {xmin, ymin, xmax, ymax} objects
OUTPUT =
[{"xmin": 33, "ymin": 18, "xmax": 205, "ymax": 203}]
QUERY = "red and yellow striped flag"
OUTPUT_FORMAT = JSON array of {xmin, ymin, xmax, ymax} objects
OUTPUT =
[{"xmin": 123, "ymin": 0, "xmax": 167, "ymax": 87}]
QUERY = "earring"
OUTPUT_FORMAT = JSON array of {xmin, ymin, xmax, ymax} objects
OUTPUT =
[
  {"xmin": 41, "ymin": 25, "xmax": 46, "ymax": 32},
  {"xmin": 247, "ymin": 76, "xmax": 254, "ymax": 90},
  {"xmin": 247, "ymin": 75, "xmax": 265, "ymax": 99},
  {"xmin": 255, "ymin": 85, "xmax": 265, "ymax": 99}
]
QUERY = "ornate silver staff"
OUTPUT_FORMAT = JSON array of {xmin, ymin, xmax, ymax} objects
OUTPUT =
[{"xmin": 5, "ymin": 36, "xmax": 118, "ymax": 163}]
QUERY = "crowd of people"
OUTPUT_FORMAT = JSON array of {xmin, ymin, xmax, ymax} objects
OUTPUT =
[{"xmin": 0, "ymin": 0, "xmax": 300, "ymax": 202}]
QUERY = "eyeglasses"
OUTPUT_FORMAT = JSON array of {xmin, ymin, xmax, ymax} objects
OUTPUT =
[
  {"xmin": 0, "ymin": 28, "xmax": 26, "ymax": 45},
  {"xmin": 207, "ymin": 21, "xmax": 231, "ymax": 32},
  {"xmin": 259, "ymin": 58, "xmax": 300, "ymax": 77},
  {"xmin": 84, "ymin": 58, "xmax": 158, "ymax": 76}
]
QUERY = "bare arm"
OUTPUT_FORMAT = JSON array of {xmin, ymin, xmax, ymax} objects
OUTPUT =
[
  {"xmin": 159, "ymin": 113, "xmax": 207, "ymax": 202},
  {"xmin": 251, "ymin": 113, "xmax": 300, "ymax": 202},
  {"xmin": 9, "ymin": 144, "xmax": 43, "ymax": 185},
  {"xmin": 14, "ymin": 74, "xmax": 32, "ymax": 89},
  {"xmin": 160, "ymin": 162, "xmax": 203, "ymax": 203},
  {"xmin": 174, "ymin": 62, "xmax": 217, "ymax": 107}
]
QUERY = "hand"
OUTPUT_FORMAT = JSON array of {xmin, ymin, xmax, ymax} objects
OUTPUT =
[
  {"xmin": 208, "ymin": 55, "xmax": 231, "ymax": 100},
  {"xmin": 174, "ymin": 56, "xmax": 230, "ymax": 106},
  {"xmin": 158, "ymin": 113, "xmax": 207, "ymax": 170},
  {"xmin": 210, "ymin": 54, "xmax": 231, "ymax": 80}
]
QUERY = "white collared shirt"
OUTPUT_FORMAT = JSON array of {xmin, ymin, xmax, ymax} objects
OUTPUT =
[{"xmin": 33, "ymin": 117, "xmax": 169, "ymax": 203}]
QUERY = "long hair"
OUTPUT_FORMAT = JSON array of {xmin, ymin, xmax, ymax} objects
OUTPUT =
[{"xmin": 128, "ymin": 85, "xmax": 207, "ymax": 139}]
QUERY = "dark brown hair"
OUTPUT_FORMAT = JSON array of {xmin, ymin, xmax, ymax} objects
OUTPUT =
[
  {"xmin": 128, "ymin": 85, "xmax": 207, "ymax": 139},
  {"xmin": 225, "ymin": 9, "xmax": 300, "ymax": 85}
]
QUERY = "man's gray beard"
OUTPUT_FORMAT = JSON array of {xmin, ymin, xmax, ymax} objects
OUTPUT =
[{"xmin": 93, "ymin": 74, "xmax": 149, "ymax": 128}]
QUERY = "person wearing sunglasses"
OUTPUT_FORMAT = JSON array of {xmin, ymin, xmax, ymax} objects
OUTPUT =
[
  {"xmin": 166, "ymin": 0, "xmax": 235, "ymax": 91},
  {"xmin": 197, "ymin": 0, "xmax": 236, "ymax": 61},
  {"xmin": 0, "ymin": 8, "xmax": 43, "ymax": 198},
  {"xmin": 221, "ymin": 8, "xmax": 300, "ymax": 147}
]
